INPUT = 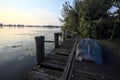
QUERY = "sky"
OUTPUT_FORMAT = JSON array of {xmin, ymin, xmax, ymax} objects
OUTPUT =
[{"xmin": 0, "ymin": 0, "xmax": 73, "ymax": 26}]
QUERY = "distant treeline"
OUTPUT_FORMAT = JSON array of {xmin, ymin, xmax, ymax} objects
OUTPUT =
[
  {"xmin": 0, "ymin": 23, "xmax": 60, "ymax": 28},
  {"xmin": 4, "ymin": 24, "xmax": 24, "ymax": 27},
  {"xmin": 26, "ymin": 25, "xmax": 60, "ymax": 28}
]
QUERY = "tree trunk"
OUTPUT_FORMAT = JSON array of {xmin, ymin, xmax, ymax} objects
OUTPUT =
[{"xmin": 110, "ymin": 20, "xmax": 117, "ymax": 40}]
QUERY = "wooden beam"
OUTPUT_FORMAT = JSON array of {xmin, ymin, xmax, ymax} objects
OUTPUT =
[
  {"xmin": 60, "ymin": 38, "xmax": 78, "ymax": 80},
  {"xmin": 54, "ymin": 33, "xmax": 60, "ymax": 49},
  {"xmin": 35, "ymin": 36, "xmax": 45, "ymax": 65}
]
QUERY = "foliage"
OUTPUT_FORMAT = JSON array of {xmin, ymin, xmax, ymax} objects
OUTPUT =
[{"xmin": 61, "ymin": 0, "xmax": 120, "ymax": 39}]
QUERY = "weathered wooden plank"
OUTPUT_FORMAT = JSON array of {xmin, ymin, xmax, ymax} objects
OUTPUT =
[
  {"xmin": 54, "ymin": 33, "xmax": 60, "ymax": 49},
  {"xmin": 45, "ymin": 40, "xmax": 62, "ymax": 43},
  {"xmin": 54, "ymin": 48, "xmax": 71, "ymax": 56},
  {"xmin": 59, "ymin": 39, "xmax": 78, "ymax": 80},
  {"xmin": 40, "ymin": 60, "xmax": 65, "ymax": 71},
  {"xmin": 40, "ymin": 54, "xmax": 68, "ymax": 71},
  {"xmin": 25, "ymin": 68, "xmax": 62, "ymax": 80},
  {"xmin": 45, "ymin": 54, "xmax": 68, "ymax": 62}
]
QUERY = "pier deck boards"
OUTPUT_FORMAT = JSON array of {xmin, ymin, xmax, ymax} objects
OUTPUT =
[
  {"xmin": 25, "ymin": 37, "xmax": 120, "ymax": 80},
  {"xmin": 40, "ymin": 54, "xmax": 68, "ymax": 71},
  {"xmin": 25, "ymin": 38, "xmax": 76, "ymax": 80},
  {"xmin": 25, "ymin": 67, "xmax": 62, "ymax": 80},
  {"xmin": 54, "ymin": 39, "xmax": 75, "ymax": 56}
]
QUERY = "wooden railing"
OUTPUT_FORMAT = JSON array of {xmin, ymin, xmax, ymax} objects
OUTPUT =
[
  {"xmin": 62, "ymin": 30, "xmax": 77, "ymax": 41},
  {"xmin": 35, "ymin": 32, "xmax": 78, "ymax": 80},
  {"xmin": 35, "ymin": 33, "xmax": 61, "ymax": 65},
  {"xmin": 59, "ymin": 38, "xmax": 78, "ymax": 80}
]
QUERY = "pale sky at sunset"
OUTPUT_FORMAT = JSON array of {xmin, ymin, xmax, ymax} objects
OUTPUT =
[{"xmin": 0, "ymin": 0, "xmax": 72, "ymax": 26}]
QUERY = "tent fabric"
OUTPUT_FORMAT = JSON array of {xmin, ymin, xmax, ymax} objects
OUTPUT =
[{"xmin": 76, "ymin": 38, "xmax": 103, "ymax": 64}]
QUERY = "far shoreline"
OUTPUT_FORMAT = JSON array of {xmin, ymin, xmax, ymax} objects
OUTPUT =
[{"xmin": 0, "ymin": 23, "xmax": 61, "ymax": 28}]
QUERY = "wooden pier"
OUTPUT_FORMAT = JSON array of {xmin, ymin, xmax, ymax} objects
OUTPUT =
[{"xmin": 25, "ymin": 32, "xmax": 120, "ymax": 80}]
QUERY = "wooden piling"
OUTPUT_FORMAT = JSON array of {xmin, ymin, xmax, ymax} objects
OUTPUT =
[
  {"xmin": 62, "ymin": 30, "xmax": 70, "ymax": 41},
  {"xmin": 35, "ymin": 36, "xmax": 45, "ymax": 65},
  {"xmin": 62, "ymin": 30, "xmax": 65, "ymax": 41},
  {"xmin": 54, "ymin": 33, "xmax": 59, "ymax": 49}
]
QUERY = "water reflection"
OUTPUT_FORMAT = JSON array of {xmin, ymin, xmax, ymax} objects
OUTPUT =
[
  {"xmin": 0, "ymin": 26, "xmax": 60, "ymax": 80},
  {"xmin": 0, "ymin": 26, "xmax": 60, "ymax": 63}
]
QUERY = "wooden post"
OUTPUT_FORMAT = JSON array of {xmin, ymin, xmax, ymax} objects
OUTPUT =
[
  {"xmin": 62, "ymin": 30, "xmax": 65, "ymax": 41},
  {"xmin": 62, "ymin": 30, "xmax": 67, "ymax": 41},
  {"xmin": 35, "ymin": 36, "xmax": 45, "ymax": 65},
  {"xmin": 54, "ymin": 33, "xmax": 59, "ymax": 49},
  {"xmin": 65, "ymin": 30, "xmax": 68, "ymax": 39}
]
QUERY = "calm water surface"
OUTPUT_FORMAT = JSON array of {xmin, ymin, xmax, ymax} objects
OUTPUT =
[{"xmin": 0, "ymin": 26, "xmax": 60, "ymax": 80}]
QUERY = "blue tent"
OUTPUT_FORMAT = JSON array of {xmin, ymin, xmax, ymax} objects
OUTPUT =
[{"xmin": 76, "ymin": 38, "xmax": 103, "ymax": 64}]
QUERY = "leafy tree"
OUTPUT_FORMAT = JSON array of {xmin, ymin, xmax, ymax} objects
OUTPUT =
[{"xmin": 61, "ymin": 0, "xmax": 120, "ymax": 38}]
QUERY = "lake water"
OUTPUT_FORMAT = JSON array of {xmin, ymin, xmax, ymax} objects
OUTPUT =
[{"xmin": 0, "ymin": 26, "xmax": 61, "ymax": 80}]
